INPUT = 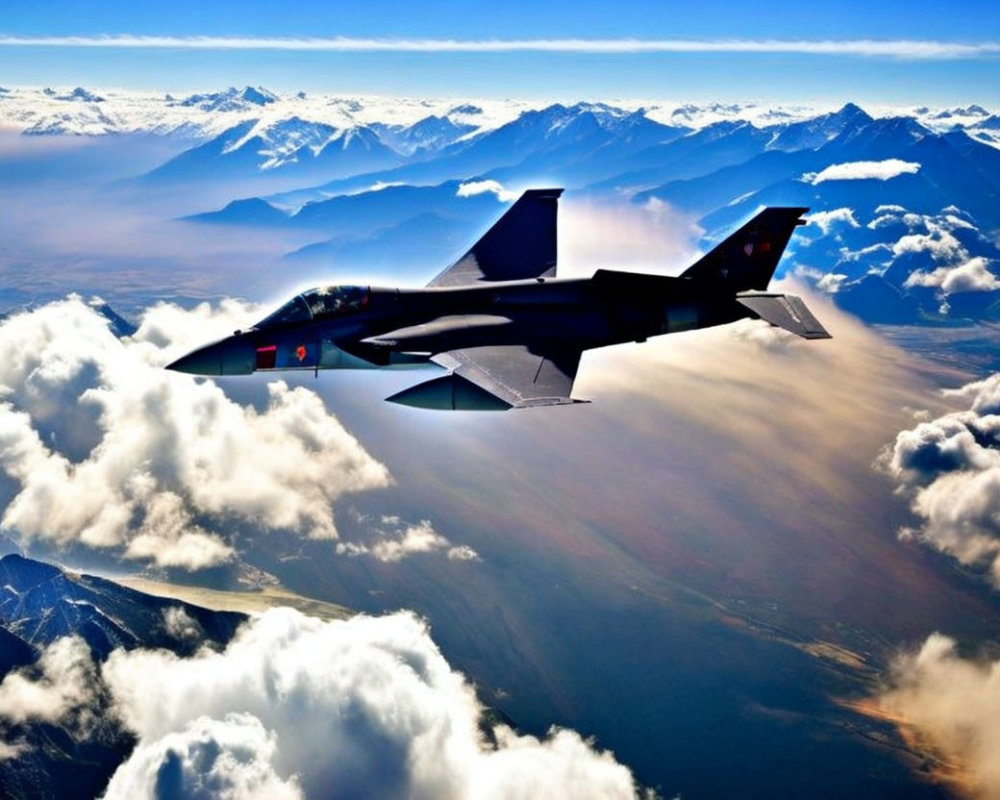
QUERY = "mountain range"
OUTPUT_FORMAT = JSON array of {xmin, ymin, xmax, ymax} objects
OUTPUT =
[
  {"xmin": 176, "ymin": 100, "xmax": 1000, "ymax": 324},
  {"xmin": 3, "ymin": 86, "xmax": 999, "ymax": 326},
  {"xmin": 0, "ymin": 554, "xmax": 245, "ymax": 800}
]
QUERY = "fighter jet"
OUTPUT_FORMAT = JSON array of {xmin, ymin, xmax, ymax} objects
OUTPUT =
[{"xmin": 167, "ymin": 189, "xmax": 830, "ymax": 410}]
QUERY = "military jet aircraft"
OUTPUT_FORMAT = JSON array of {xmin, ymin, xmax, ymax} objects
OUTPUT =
[{"xmin": 167, "ymin": 189, "xmax": 830, "ymax": 409}]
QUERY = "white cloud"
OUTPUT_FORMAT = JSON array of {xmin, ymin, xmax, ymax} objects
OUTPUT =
[
  {"xmin": 0, "ymin": 636, "xmax": 97, "ymax": 729},
  {"xmin": 0, "ymin": 298, "xmax": 390, "ymax": 570},
  {"xmin": 0, "ymin": 35, "xmax": 997, "ymax": 59},
  {"xmin": 102, "ymin": 608, "xmax": 643, "ymax": 800},
  {"xmin": 106, "ymin": 713, "xmax": 304, "ymax": 800},
  {"xmin": 867, "ymin": 206, "xmax": 908, "ymax": 229},
  {"xmin": 446, "ymin": 545, "xmax": 480, "ymax": 561},
  {"xmin": 336, "ymin": 519, "xmax": 479, "ymax": 563},
  {"xmin": 817, "ymin": 272, "xmax": 849, "ymax": 293},
  {"xmin": 804, "ymin": 159, "xmax": 921, "ymax": 185},
  {"xmin": 456, "ymin": 179, "xmax": 517, "ymax": 202},
  {"xmin": 944, "ymin": 213, "xmax": 978, "ymax": 231},
  {"xmin": 879, "ymin": 633, "xmax": 1000, "ymax": 799},
  {"xmin": 837, "ymin": 243, "xmax": 893, "ymax": 263},
  {"xmin": 892, "ymin": 227, "xmax": 966, "ymax": 262},
  {"xmin": 162, "ymin": 607, "xmax": 205, "ymax": 644},
  {"xmin": 904, "ymin": 257, "xmax": 1000, "ymax": 294},
  {"xmin": 805, "ymin": 207, "xmax": 860, "ymax": 234},
  {"xmin": 879, "ymin": 374, "xmax": 1000, "ymax": 584},
  {"xmin": 0, "ymin": 740, "xmax": 28, "ymax": 761}
]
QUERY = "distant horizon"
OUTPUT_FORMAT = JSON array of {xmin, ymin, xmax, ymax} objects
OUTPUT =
[
  {"xmin": 1, "ymin": 83, "xmax": 995, "ymax": 113},
  {"xmin": 1, "ymin": 37, "xmax": 999, "ymax": 105}
]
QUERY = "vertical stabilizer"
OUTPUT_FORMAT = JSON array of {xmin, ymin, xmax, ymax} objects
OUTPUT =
[
  {"xmin": 681, "ymin": 207, "xmax": 808, "ymax": 291},
  {"xmin": 427, "ymin": 188, "xmax": 562, "ymax": 287}
]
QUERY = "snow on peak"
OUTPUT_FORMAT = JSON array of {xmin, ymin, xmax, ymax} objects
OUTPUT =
[
  {"xmin": 0, "ymin": 87, "xmax": 995, "ymax": 154},
  {"xmin": 239, "ymin": 86, "xmax": 278, "ymax": 106},
  {"xmin": 216, "ymin": 114, "xmax": 386, "ymax": 169},
  {"xmin": 172, "ymin": 86, "xmax": 278, "ymax": 112},
  {"xmin": 62, "ymin": 87, "xmax": 105, "ymax": 103},
  {"xmin": 448, "ymin": 104, "xmax": 483, "ymax": 116}
]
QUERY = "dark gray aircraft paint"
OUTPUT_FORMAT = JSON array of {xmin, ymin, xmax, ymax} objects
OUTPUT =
[{"xmin": 167, "ymin": 190, "xmax": 830, "ymax": 409}]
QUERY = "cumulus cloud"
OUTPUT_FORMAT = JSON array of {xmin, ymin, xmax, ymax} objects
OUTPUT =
[
  {"xmin": 892, "ymin": 227, "xmax": 966, "ymax": 263},
  {"xmin": 102, "ymin": 608, "xmax": 643, "ymax": 800},
  {"xmin": 873, "ymin": 211, "xmax": 1000, "ymax": 307},
  {"xmin": 0, "ymin": 636, "xmax": 98, "ymax": 729},
  {"xmin": 0, "ymin": 297, "xmax": 390, "ymax": 570},
  {"xmin": 879, "ymin": 374, "xmax": 1000, "ymax": 584},
  {"xmin": 456, "ymin": 179, "xmax": 517, "ymax": 202},
  {"xmin": 804, "ymin": 159, "xmax": 921, "ymax": 185},
  {"xmin": 806, "ymin": 207, "xmax": 860, "ymax": 235},
  {"xmin": 878, "ymin": 633, "xmax": 1000, "ymax": 799},
  {"xmin": 903, "ymin": 257, "xmax": 1000, "ymax": 294},
  {"xmin": 106, "ymin": 713, "xmax": 303, "ymax": 800},
  {"xmin": 336, "ymin": 519, "xmax": 480, "ymax": 563}
]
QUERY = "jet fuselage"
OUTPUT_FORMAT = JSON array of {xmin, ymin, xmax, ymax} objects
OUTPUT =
[
  {"xmin": 167, "ymin": 191, "xmax": 828, "ymax": 409},
  {"xmin": 168, "ymin": 274, "xmax": 746, "ymax": 378}
]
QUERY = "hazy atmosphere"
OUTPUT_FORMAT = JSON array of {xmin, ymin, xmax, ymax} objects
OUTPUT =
[{"xmin": 2, "ymin": 3, "xmax": 1000, "ymax": 799}]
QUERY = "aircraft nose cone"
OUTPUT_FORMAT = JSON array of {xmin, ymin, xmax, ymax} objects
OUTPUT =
[{"xmin": 166, "ymin": 337, "xmax": 256, "ymax": 376}]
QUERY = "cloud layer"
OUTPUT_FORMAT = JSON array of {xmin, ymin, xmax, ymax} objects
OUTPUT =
[
  {"xmin": 0, "ymin": 298, "xmax": 390, "ymax": 569},
  {"xmin": 880, "ymin": 373, "xmax": 1000, "ymax": 584},
  {"xmin": 0, "ymin": 609, "xmax": 643, "ymax": 800},
  {"xmin": 879, "ymin": 633, "xmax": 1000, "ymax": 799},
  {"xmin": 0, "ymin": 35, "xmax": 997, "ymax": 59}
]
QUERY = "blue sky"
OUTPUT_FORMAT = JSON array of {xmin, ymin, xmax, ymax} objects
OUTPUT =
[{"xmin": 2, "ymin": 0, "xmax": 999, "ymax": 103}]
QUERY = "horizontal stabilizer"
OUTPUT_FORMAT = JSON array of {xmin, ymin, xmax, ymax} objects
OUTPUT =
[
  {"xmin": 427, "ymin": 189, "xmax": 562, "ymax": 287},
  {"xmin": 736, "ymin": 293, "xmax": 832, "ymax": 339}
]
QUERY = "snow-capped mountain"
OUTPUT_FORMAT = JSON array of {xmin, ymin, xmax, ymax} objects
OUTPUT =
[
  {"xmin": 258, "ymin": 101, "xmax": 692, "ymax": 203},
  {"xmin": 0, "ymin": 85, "xmax": 527, "ymax": 142},
  {"xmin": 4, "ymin": 86, "xmax": 999, "ymax": 327},
  {"xmin": 369, "ymin": 114, "xmax": 478, "ymax": 156},
  {"xmin": 43, "ymin": 86, "xmax": 106, "ymax": 103},
  {"xmin": 167, "ymin": 85, "xmax": 278, "ymax": 112},
  {"xmin": 179, "ymin": 98, "xmax": 1000, "ymax": 326},
  {"xmin": 141, "ymin": 115, "xmax": 401, "ymax": 183},
  {"xmin": 1, "ymin": 85, "xmax": 995, "ymax": 149},
  {"xmin": 0, "ymin": 554, "xmax": 245, "ymax": 800},
  {"xmin": 0, "ymin": 554, "xmax": 243, "ymax": 658}
]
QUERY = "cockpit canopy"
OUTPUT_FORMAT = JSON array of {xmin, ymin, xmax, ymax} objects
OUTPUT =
[{"xmin": 254, "ymin": 285, "xmax": 370, "ymax": 329}]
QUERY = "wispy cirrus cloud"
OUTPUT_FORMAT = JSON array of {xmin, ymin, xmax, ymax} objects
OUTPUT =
[{"xmin": 0, "ymin": 35, "xmax": 998, "ymax": 59}]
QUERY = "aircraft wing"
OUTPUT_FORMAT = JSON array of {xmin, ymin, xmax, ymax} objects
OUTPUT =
[
  {"xmin": 431, "ymin": 344, "xmax": 585, "ymax": 408},
  {"xmin": 427, "ymin": 189, "xmax": 562, "ymax": 287}
]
